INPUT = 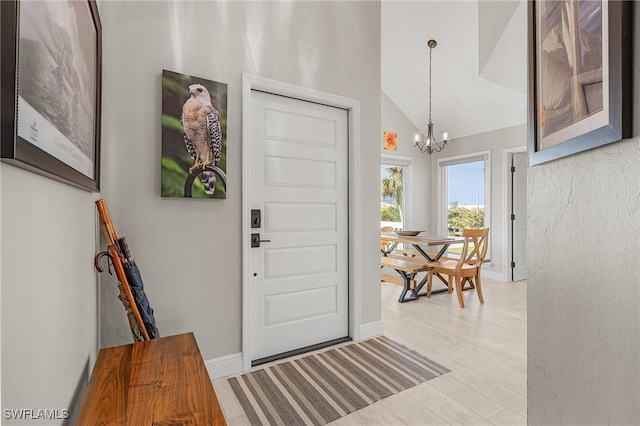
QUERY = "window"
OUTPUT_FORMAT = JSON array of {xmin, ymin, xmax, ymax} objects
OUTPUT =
[
  {"xmin": 381, "ymin": 165, "xmax": 404, "ymax": 229},
  {"xmin": 438, "ymin": 152, "xmax": 490, "ymax": 236},
  {"xmin": 380, "ymin": 155, "xmax": 412, "ymax": 230}
]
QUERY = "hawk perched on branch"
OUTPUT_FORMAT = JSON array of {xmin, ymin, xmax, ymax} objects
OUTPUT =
[{"xmin": 181, "ymin": 84, "xmax": 222, "ymax": 195}]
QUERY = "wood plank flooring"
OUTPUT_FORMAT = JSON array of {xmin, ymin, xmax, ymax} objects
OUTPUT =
[{"xmin": 213, "ymin": 277, "xmax": 527, "ymax": 425}]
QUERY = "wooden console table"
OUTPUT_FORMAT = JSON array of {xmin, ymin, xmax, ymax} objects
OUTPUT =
[{"xmin": 76, "ymin": 332, "xmax": 227, "ymax": 425}]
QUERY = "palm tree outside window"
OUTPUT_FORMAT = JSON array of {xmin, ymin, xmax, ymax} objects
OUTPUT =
[{"xmin": 381, "ymin": 166, "xmax": 404, "ymax": 230}]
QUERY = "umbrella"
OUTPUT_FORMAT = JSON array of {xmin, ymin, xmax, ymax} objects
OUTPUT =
[
  {"xmin": 94, "ymin": 199, "xmax": 159, "ymax": 342},
  {"xmin": 95, "ymin": 251, "xmax": 146, "ymax": 342},
  {"xmin": 117, "ymin": 237, "xmax": 159, "ymax": 339}
]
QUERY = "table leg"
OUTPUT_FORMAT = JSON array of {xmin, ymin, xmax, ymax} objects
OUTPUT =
[
  {"xmin": 415, "ymin": 275, "xmax": 428, "ymax": 295},
  {"xmin": 412, "ymin": 245, "xmax": 435, "ymax": 262},
  {"xmin": 413, "ymin": 243, "xmax": 451, "ymax": 295},
  {"xmin": 394, "ymin": 270, "xmax": 419, "ymax": 303},
  {"xmin": 381, "ymin": 241, "xmax": 399, "ymax": 256}
]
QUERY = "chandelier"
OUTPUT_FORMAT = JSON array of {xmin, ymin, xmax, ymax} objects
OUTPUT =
[{"xmin": 413, "ymin": 39, "xmax": 449, "ymax": 154}]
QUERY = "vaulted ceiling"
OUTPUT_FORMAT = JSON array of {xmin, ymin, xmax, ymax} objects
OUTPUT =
[{"xmin": 382, "ymin": 0, "xmax": 528, "ymax": 140}]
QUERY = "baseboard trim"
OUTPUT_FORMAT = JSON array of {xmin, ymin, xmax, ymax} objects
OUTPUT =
[
  {"xmin": 205, "ymin": 352, "xmax": 243, "ymax": 380},
  {"xmin": 483, "ymin": 270, "xmax": 506, "ymax": 281},
  {"xmin": 359, "ymin": 320, "xmax": 384, "ymax": 340}
]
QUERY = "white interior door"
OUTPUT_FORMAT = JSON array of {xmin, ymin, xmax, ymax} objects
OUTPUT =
[
  {"xmin": 249, "ymin": 90, "xmax": 349, "ymax": 362},
  {"xmin": 512, "ymin": 152, "xmax": 528, "ymax": 281}
]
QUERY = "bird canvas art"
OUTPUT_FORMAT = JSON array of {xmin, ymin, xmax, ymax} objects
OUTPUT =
[
  {"xmin": 182, "ymin": 84, "xmax": 222, "ymax": 195},
  {"xmin": 161, "ymin": 70, "xmax": 227, "ymax": 198}
]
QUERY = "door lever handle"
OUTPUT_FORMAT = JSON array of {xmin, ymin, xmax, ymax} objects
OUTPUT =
[{"xmin": 251, "ymin": 233, "xmax": 271, "ymax": 248}]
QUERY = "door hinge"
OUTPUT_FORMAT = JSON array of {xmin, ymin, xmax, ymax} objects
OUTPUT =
[
  {"xmin": 511, "ymin": 166, "xmax": 516, "ymax": 173},
  {"xmin": 511, "ymin": 214, "xmax": 516, "ymax": 221},
  {"xmin": 511, "ymin": 261, "xmax": 516, "ymax": 268}
]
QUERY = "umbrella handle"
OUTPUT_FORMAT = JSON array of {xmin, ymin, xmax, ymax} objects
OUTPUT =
[
  {"xmin": 94, "ymin": 251, "xmax": 113, "ymax": 274},
  {"xmin": 117, "ymin": 237, "xmax": 132, "ymax": 262}
]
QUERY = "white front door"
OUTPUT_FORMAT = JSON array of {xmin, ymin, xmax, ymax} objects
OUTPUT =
[
  {"xmin": 248, "ymin": 90, "xmax": 349, "ymax": 363},
  {"xmin": 511, "ymin": 152, "xmax": 528, "ymax": 281}
]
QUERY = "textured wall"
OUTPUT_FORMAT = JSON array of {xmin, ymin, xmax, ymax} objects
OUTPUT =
[
  {"xmin": 0, "ymin": 166, "xmax": 98, "ymax": 425},
  {"xmin": 98, "ymin": 1, "xmax": 382, "ymax": 359},
  {"xmin": 381, "ymin": 91, "xmax": 432, "ymax": 231},
  {"xmin": 527, "ymin": 3, "xmax": 640, "ymax": 423},
  {"xmin": 527, "ymin": 137, "xmax": 640, "ymax": 424}
]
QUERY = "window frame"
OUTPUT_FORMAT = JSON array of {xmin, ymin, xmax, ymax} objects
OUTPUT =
[{"xmin": 437, "ymin": 150, "xmax": 491, "ymax": 238}]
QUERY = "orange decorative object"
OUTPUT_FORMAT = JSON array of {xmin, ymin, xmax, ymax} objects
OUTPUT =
[{"xmin": 383, "ymin": 131, "xmax": 397, "ymax": 151}]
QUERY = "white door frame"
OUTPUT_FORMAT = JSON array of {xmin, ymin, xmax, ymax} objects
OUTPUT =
[
  {"xmin": 241, "ymin": 74, "xmax": 362, "ymax": 371},
  {"xmin": 503, "ymin": 146, "xmax": 527, "ymax": 282}
]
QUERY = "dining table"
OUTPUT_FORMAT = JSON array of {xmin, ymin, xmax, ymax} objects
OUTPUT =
[{"xmin": 381, "ymin": 232, "xmax": 464, "ymax": 298}]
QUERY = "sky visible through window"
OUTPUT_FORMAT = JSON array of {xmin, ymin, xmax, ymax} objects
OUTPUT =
[
  {"xmin": 447, "ymin": 161, "xmax": 485, "ymax": 206},
  {"xmin": 381, "ymin": 167, "xmax": 390, "ymax": 202},
  {"xmin": 380, "ymin": 166, "xmax": 400, "ymax": 204}
]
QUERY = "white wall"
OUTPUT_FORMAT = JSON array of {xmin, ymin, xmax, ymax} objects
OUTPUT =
[
  {"xmin": 527, "ymin": 5, "xmax": 640, "ymax": 423},
  {"xmin": 98, "ymin": 1, "xmax": 382, "ymax": 360},
  {"xmin": 430, "ymin": 124, "xmax": 527, "ymax": 280},
  {"xmin": 0, "ymin": 166, "xmax": 98, "ymax": 425},
  {"xmin": 381, "ymin": 91, "xmax": 432, "ymax": 230}
]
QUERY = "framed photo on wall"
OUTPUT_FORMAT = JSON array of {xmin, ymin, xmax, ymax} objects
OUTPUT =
[
  {"xmin": 0, "ymin": 0, "xmax": 102, "ymax": 191},
  {"xmin": 528, "ymin": 0, "xmax": 632, "ymax": 166},
  {"xmin": 161, "ymin": 70, "xmax": 228, "ymax": 199}
]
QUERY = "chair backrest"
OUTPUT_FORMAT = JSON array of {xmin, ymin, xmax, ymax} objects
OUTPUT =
[
  {"xmin": 381, "ymin": 226, "xmax": 394, "ymax": 250},
  {"xmin": 457, "ymin": 228, "xmax": 489, "ymax": 270}
]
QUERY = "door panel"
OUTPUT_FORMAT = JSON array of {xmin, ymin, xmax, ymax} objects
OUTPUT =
[
  {"xmin": 265, "ymin": 285, "xmax": 337, "ymax": 326},
  {"xmin": 264, "ymin": 202, "xmax": 336, "ymax": 232},
  {"xmin": 249, "ymin": 90, "xmax": 349, "ymax": 361},
  {"xmin": 264, "ymin": 109, "xmax": 337, "ymax": 147},
  {"xmin": 264, "ymin": 245, "xmax": 336, "ymax": 279},
  {"xmin": 264, "ymin": 156, "xmax": 336, "ymax": 188}
]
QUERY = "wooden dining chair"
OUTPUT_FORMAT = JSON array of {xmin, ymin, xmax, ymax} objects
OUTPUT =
[
  {"xmin": 426, "ymin": 228, "xmax": 489, "ymax": 308},
  {"xmin": 381, "ymin": 226, "xmax": 394, "ymax": 251}
]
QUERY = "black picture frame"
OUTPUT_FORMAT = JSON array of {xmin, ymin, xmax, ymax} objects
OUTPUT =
[
  {"xmin": 528, "ymin": 0, "xmax": 632, "ymax": 166},
  {"xmin": 1, "ymin": 0, "xmax": 102, "ymax": 191}
]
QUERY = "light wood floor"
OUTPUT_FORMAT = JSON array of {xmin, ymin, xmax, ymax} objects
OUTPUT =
[{"xmin": 213, "ymin": 277, "xmax": 527, "ymax": 425}]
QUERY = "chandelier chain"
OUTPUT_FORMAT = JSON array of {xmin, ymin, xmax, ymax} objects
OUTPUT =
[{"xmin": 428, "ymin": 45, "xmax": 432, "ymax": 124}]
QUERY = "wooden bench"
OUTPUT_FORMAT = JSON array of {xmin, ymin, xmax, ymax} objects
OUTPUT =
[
  {"xmin": 380, "ymin": 256, "xmax": 432, "ymax": 302},
  {"xmin": 76, "ymin": 332, "xmax": 226, "ymax": 425}
]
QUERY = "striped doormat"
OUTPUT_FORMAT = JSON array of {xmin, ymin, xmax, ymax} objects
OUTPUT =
[{"xmin": 227, "ymin": 336, "xmax": 449, "ymax": 425}]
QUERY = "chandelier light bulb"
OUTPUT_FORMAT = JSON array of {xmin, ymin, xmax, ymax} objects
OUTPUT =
[{"xmin": 413, "ymin": 131, "xmax": 421, "ymax": 144}]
